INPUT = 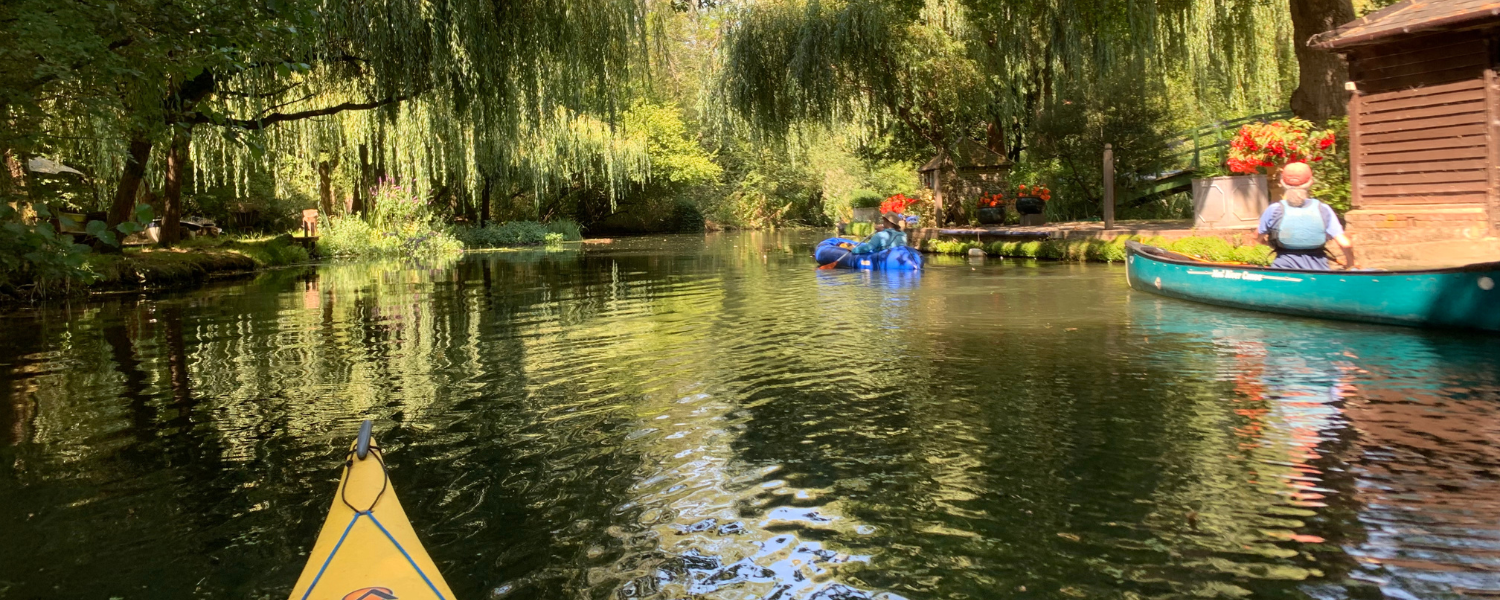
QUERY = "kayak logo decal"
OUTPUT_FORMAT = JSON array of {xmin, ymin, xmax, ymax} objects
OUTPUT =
[
  {"xmin": 1186, "ymin": 269, "xmax": 1303, "ymax": 283},
  {"xmin": 343, "ymin": 587, "xmax": 398, "ymax": 600}
]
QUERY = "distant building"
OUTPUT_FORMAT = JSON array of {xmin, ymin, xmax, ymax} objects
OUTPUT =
[
  {"xmin": 919, "ymin": 139, "xmax": 1011, "ymax": 226},
  {"xmin": 1312, "ymin": 0, "xmax": 1500, "ymax": 265}
]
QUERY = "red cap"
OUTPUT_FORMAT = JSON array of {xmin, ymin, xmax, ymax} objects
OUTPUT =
[{"xmin": 1281, "ymin": 162, "xmax": 1313, "ymax": 186}]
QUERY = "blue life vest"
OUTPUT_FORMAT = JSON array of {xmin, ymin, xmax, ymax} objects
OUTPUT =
[{"xmin": 1275, "ymin": 199, "xmax": 1327, "ymax": 250}]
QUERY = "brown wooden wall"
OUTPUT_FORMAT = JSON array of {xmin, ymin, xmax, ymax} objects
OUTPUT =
[{"xmin": 1347, "ymin": 30, "xmax": 1497, "ymax": 217}]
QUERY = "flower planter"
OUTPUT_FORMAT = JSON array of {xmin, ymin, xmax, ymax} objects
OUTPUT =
[
  {"xmin": 1191, "ymin": 175, "xmax": 1267, "ymax": 230},
  {"xmin": 977, "ymin": 206, "xmax": 1006, "ymax": 225},
  {"xmin": 1015, "ymin": 196, "xmax": 1046, "ymax": 215}
]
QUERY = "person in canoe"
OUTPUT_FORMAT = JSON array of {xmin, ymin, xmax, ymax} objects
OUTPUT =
[
  {"xmin": 1256, "ymin": 162, "xmax": 1357, "ymax": 270},
  {"xmin": 852, "ymin": 214, "xmax": 908, "ymax": 255}
]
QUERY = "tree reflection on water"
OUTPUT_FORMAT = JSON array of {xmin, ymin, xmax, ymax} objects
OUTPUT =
[{"xmin": 0, "ymin": 233, "xmax": 1497, "ymax": 599}]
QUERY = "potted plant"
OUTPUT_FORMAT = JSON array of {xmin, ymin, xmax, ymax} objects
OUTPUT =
[
  {"xmin": 977, "ymin": 192, "xmax": 1006, "ymax": 225},
  {"xmin": 1228, "ymin": 118, "xmax": 1337, "ymax": 200},
  {"xmin": 1014, "ymin": 184, "xmax": 1051, "ymax": 223},
  {"xmin": 849, "ymin": 190, "xmax": 884, "ymax": 224},
  {"xmin": 1192, "ymin": 118, "xmax": 1337, "ymax": 229}
]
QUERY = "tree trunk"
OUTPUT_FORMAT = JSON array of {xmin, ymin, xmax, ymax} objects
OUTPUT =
[
  {"xmin": 317, "ymin": 157, "xmax": 338, "ymax": 217},
  {"xmin": 479, "ymin": 175, "xmax": 492, "ymax": 228},
  {"xmin": 159, "ymin": 127, "xmax": 190, "ymax": 247},
  {"xmin": 108, "ymin": 138, "xmax": 154, "ymax": 229},
  {"xmin": 986, "ymin": 120, "xmax": 1008, "ymax": 157},
  {"xmin": 353, "ymin": 144, "xmax": 370, "ymax": 215},
  {"xmin": 1290, "ymin": 0, "xmax": 1355, "ymax": 123}
]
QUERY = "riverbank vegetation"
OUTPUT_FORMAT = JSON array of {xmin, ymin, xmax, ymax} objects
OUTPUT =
[
  {"xmin": 4, "ymin": 0, "xmax": 1381, "ymax": 292},
  {"xmin": 926, "ymin": 236, "xmax": 1275, "ymax": 265},
  {"xmin": 1, "ymin": 235, "xmax": 309, "ymax": 301}
]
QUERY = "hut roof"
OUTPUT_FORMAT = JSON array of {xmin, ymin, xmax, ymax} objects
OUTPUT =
[
  {"xmin": 1311, "ymin": 0, "xmax": 1500, "ymax": 50},
  {"xmin": 918, "ymin": 139, "xmax": 1010, "ymax": 173}
]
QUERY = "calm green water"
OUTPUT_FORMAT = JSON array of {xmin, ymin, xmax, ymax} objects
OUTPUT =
[{"xmin": 3, "ymin": 231, "xmax": 1499, "ymax": 600}]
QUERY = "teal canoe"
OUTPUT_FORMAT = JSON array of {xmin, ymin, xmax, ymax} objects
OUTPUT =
[{"xmin": 1124, "ymin": 241, "xmax": 1500, "ymax": 332}]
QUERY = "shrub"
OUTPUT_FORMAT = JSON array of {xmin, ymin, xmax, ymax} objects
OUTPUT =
[
  {"xmin": 668, "ymin": 200, "xmax": 705, "ymax": 233},
  {"xmin": 1312, "ymin": 117, "xmax": 1351, "ymax": 214},
  {"xmin": 318, "ymin": 179, "xmax": 463, "ymax": 258},
  {"xmin": 544, "ymin": 219, "xmax": 585, "ymax": 240},
  {"xmin": 1, "ymin": 203, "xmax": 97, "ymax": 297},
  {"xmin": 849, "ymin": 190, "xmax": 884, "ymax": 209},
  {"xmin": 456, "ymin": 221, "xmax": 581, "ymax": 248},
  {"xmin": 2, "ymin": 201, "xmax": 154, "ymax": 299}
]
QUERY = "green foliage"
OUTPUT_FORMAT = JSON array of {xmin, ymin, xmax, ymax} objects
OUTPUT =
[
  {"xmin": 319, "ymin": 180, "xmax": 462, "ymax": 258},
  {"xmin": 721, "ymin": 0, "xmax": 1297, "ymax": 165},
  {"xmin": 1311, "ymin": 117, "xmax": 1351, "ymax": 214},
  {"xmin": 179, "ymin": 234, "xmax": 310, "ymax": 266},
  {"xmin": 240, "ymin": 236, "xmax": 311, "ymax": 266},
  {"xmin": 0, "ymin": 200, "xmax": 156, "ymax": 299},
  {"xmin": 544, "ymin": 219, "xmax": 584, "ymax": 241},
  {"xmin": 1032, "ymin": 77, "xmax": 1174, "ymax": 222},
  {"xmin": 845, "ymin": 221, "xmax": 875, "ymax": 238},
  {"xmin": 0, "ymin": 203, "xmax": 97, "ymax": 297},
  {"xmin": 185, "ymin": 169, "xmax": 314, "ymax": 233},
  {"xmin": 625, "ymin": 100, "xmax": 722, "ymax": 185},
  {"xmin": 924, "ymin": 234, "xmax": 1272, "ymax": 266},
  {"xmin": 667, "ymin": 200, "xmax": 706, "ymax": 233},
  {"xmin": 708, "ymin": 142, "xmax": 824, "ymax": 228},
  {"xmin": 849, "ymin": 190, "xmax": 885, "ymax": 209},
  {"xmin": 456, "ymin": 221, "xmax": 580, "ymax": 248}
]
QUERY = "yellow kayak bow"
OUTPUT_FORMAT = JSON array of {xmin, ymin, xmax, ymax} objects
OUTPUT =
[{"xmin": 288, "ymin": 421, "xmax": 456, "ymax": 600}]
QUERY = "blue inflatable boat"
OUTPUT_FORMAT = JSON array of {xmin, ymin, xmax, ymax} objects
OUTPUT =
[{"xmin": 813, "ymin": 237, "xmax": 924, "ymax": 270}]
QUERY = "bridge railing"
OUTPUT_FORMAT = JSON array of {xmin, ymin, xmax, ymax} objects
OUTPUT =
[{"xmin": 1165, "ymin": 109, "xmax": 1293, "ymax": 171}]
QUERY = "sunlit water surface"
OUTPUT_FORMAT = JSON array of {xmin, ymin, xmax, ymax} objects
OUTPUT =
[{"xmin": 2, "ymin": 231, "xmax": 1498, "ymax": 600}]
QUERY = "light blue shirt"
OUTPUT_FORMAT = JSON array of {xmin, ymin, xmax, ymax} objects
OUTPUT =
[{"xmin": 853, "ymin": 230, "xmax": 907, "ymax": 254}]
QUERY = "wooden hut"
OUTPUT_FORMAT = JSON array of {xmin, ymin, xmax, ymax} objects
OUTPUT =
[
  {"xmin": 1312, "ymin": 0, "xmax": 1500, "ymax": 264},
  {"xmin": 919, "ymin": 139, "xmax": 1011, "ymax": 225}
]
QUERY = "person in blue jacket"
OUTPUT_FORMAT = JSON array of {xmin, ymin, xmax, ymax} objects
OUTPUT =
[
  {"xmin": 1256, "ymin": 162, "xmax": 1357, "ymax": 270},
  {"xmin": 853, "ymin": 214, "xmax": 908, "ymax": 254}
]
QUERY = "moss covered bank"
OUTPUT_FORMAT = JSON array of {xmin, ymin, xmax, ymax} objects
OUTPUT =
[
  {"xmin": 85, "ymin": 236, "xmax": 311, "ymax": 291},
  {"xmin": 923, "ymin": 235, "xmax": 1275, "ymax": 266}
]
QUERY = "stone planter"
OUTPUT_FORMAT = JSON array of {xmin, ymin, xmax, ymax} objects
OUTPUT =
[
  {"xmin": 1015, "ymin": 196, "xmax": 1046, "ymax": 215},
  {"xmin": 977, "ymin": 206, "xmax": 1006, "ymax": 225},
  {"xmin": 851, "ymin": 207, "xmax": 879, "ymax": 224},
  {"xmin": 1191, "ymin": 175, "xmax": 1268, "ymax": 230}
]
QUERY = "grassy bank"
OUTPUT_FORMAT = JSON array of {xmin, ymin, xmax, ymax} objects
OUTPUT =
[
  {"xmin": 924, "ymin": 235, "xmax": 1274, "ymax": 265},
  {"xmin": 86, "ymin": 235, "xmax": 310, "ymax": 289}
]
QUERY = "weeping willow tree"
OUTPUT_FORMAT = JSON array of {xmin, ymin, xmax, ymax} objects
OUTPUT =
[
  {"xmin": 719, "ymin": 0, "xmax": 1298, "ymax": 157},
  {"xmin": 3, "ymin": 0, "xmax": 655, "ymax": 243}
]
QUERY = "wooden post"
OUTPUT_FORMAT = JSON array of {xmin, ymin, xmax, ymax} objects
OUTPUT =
[
  {"xmin": 1347, "ymin": 80, "xmax": 1362, "ymax": 213},
  {"xmin": 1103, "ymin": 143, "xmax": 1116, "ymax": 230}
]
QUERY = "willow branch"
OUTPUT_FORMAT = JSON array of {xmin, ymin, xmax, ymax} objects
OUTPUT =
[{"xmin": 197, "ymin": 94, "xmax": 410, "ymax": 130}]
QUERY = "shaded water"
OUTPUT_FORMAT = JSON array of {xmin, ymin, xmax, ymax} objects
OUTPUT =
[{"xmin": 2, "ymin": 231, "xmax": 1499, "ymax": 600}]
